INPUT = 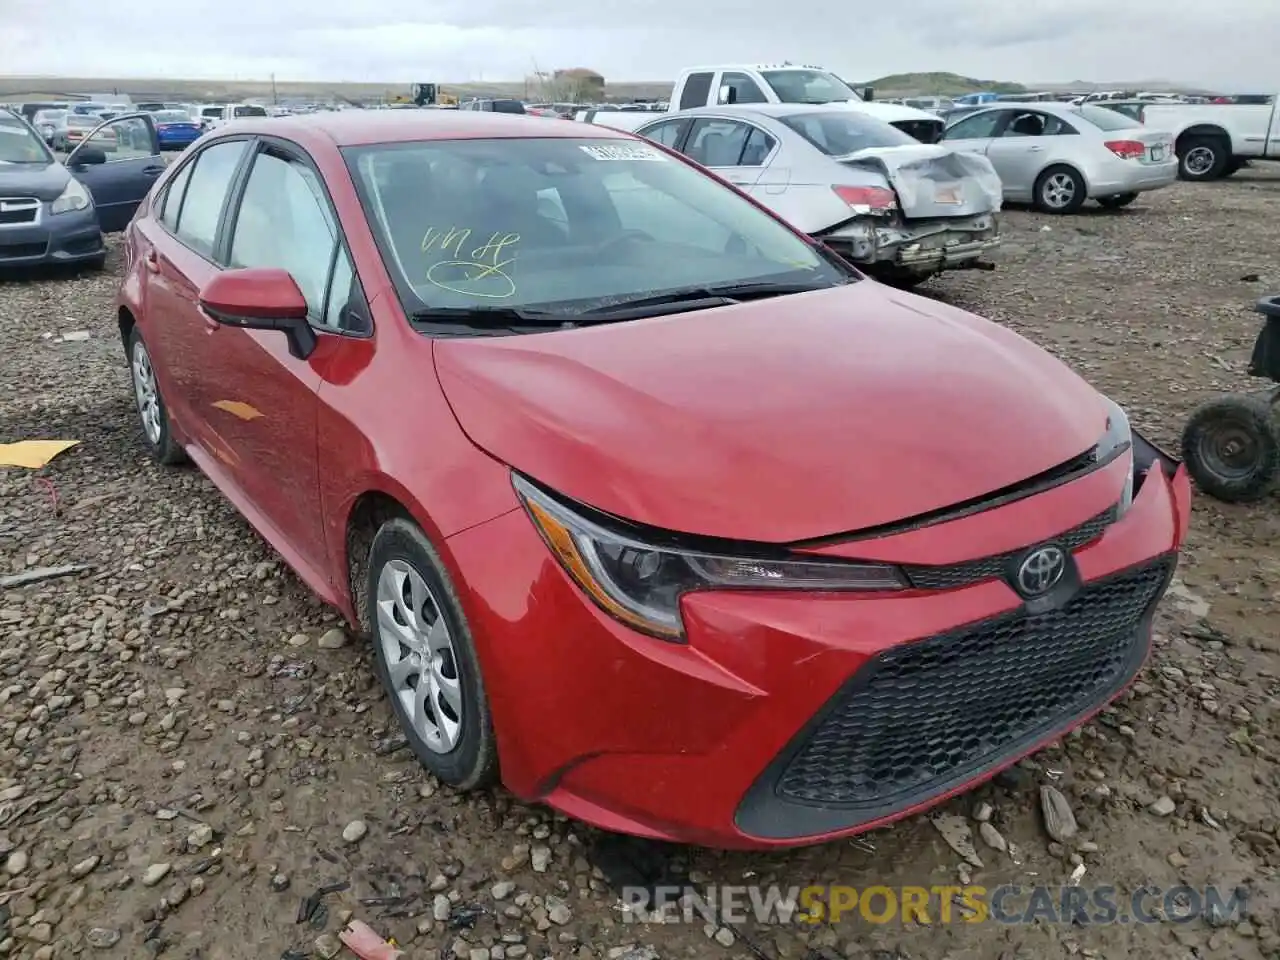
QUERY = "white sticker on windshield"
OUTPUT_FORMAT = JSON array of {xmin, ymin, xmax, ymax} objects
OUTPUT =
[{"xmin": 578, "ymin": 144, "xmax": 667, "ymax": 162}]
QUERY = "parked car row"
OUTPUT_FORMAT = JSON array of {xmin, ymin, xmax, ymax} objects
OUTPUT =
[
  {"xmin": 567, "ymin": 75, "xmax": 1186, "ymax": 287},
  {"xmin": 101, "ymin": 107, "xmax": 1190, "ymax": 852}
]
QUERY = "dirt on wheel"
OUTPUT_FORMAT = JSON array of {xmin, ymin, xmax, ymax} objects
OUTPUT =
[{"xmin": 1, "ymin": 169, "xmax": 1279, "ymax": 960}]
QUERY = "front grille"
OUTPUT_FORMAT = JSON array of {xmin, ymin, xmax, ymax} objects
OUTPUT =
[
  {"xmin": 892, "ymin": 119, "xmax": 944, "ymax": 144},
  {"xmin": 0, "ymin": 198, "xmax": 38, "ymax": 226},
  {"xmin": 774, "ymin": 559, "xmax": 1171, "ymax": 812},
  {"xmin": 903, "ymin": 505, "xmax": 1117, "ymax": 591}
]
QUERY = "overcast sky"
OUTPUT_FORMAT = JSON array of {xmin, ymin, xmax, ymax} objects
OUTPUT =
[{"xmin": 2, "ymin": 0, "xmax": 1276, "ymax": 90}]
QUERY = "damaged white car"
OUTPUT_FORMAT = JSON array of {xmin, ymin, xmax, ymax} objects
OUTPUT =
[{"xmin": 634, "ymin": 104, "xmax": 1002, "ymax": 288}]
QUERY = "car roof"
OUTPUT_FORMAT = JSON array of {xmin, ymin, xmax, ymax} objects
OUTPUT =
[
  {"xmin": 964, "ymin": 102, "xmax": 1081, "ymax": 117},
  {"xmin": 212, "ymin": 109, "xmax": 635, "ymax": 147}
]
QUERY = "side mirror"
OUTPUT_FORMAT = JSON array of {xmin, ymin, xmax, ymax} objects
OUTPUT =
[
  {"xmin": 861, "ymin": 87, "xmax": 875, "ymax": 102},
  {"xmin": 718, "ymin": 85, "xmax": 737, "ymax": 104},
  {"xmin": 198, "ymin": 268, "xmax": 317, "ymax": 359},
  {"xmin": 70, "ymin": 147, "xmax": 107, "ymax": 166}
]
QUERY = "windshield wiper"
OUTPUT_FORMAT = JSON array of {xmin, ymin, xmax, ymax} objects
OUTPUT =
[
  {"xmin": 408, "ymin": 306, "xmax": 572, "ymax": 331},
  {"xmin": 578, "ymin": 280, "xmax": 844, "ymax": 317}
]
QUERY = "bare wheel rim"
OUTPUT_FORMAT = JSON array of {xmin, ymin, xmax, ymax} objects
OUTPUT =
[
  {"xmin": 131, "ymin": 340, "xmax": 162, "ymax": 446},
  {"xmin": 1183, "ymin": 146, "xmax": 1215, "ymax": 175},
  {"xmin": 1042, "ymin": 172, "xmax": 1076, "ymax": 209},
  {"xmin": 376, "ymin": 558, "xmax": 463, "ymax": 753},
  {"xmin": 1196, "ymin": 421, "xmax": 1260, "ymax": 481}
]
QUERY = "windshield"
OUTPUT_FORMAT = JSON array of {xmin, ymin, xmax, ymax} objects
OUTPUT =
[
  {"xmin": 0, "ymin": 113, "xmax": 52, "ymax": 163},
  {"xmin": 73, "ymin": 103, "xmax": 105, "ymax": 114},
  {"xmin": 201, "ymin": 107, "xmax": 223, "ymax": 118},
  {"xmin": 154, "ymin": 110, "xmax": 191, "ymax": 122},
  {"xmin": 345, "ymin": 136, "xmax": 849, "ymax": 323},
  {"xmin": 1072, "ymin": 105, "xmax": 1141, "ymax": 131},
  {"xmin": 233, "ymin": 105, "xmax": 268, "ymax": 117},
  {"xmin": 779, "ymin": 111, "xmax": 918, "ymax": 156},
  {"xmin": 34, "ymin": 110, "xmax": 66, "ymax": 123},
  {"xmin": 67, "ymin": 115, "xmax": 98, "ymax": 128},
  {"xmin": 761, "ymin": 69, "xmax": 862, "ymax": 104}
]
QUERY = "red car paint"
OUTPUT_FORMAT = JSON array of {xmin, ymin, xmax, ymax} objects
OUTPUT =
[{"xmin": 118, "ymin": 111, "xmax": 1191, "ymax": 849}]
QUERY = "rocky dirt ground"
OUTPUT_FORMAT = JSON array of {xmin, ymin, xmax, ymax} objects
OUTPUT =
[{"xmin": 1, "ymin": 169, "xmax": 1279, "ymax": 960}]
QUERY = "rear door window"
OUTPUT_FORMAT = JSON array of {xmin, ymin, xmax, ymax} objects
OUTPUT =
[
  {"xmin": 173, "ymin": 140, "xmax": 249, "ymax": 256},
  {"xmin": 679, "ymin": 72, "xmax": 714, "ymax": 110}
]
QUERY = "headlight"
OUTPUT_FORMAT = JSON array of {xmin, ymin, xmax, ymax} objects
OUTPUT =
[
  {"xmin": 514, "ymin": 475, "xmax": 907, "ymax": 641},
  {"xmin": 50, "ymin": 178, "xmax": 91, "ymax": 215},
  {"xmin": 1097, "ymin": 395, "xmax": 1134, "ymax": 515}
]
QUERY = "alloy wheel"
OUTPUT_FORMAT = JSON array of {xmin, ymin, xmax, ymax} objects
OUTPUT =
[
  {"xmin": 1041, "ymin": 173, "xmax": 1076, "ymax": 210},
  {"xmin": 376, "ymin": 558, "xmax": 464, "ymax": 753},
  {"xmin": 131, "ymin": 341, "xmax": 162, "ymax": 446}
]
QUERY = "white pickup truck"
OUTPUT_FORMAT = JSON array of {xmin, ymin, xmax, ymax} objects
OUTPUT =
[
  {"xmin": 668, "ymin": 64, "xmax": 946, "ymax": 143},
  {"xmin": 1139, "ymin": 97, "xmax": 1280, "ymax": 181},
  {"xmin": 198, "ymin": 103, "xmax": 270, "ymax": 131}
]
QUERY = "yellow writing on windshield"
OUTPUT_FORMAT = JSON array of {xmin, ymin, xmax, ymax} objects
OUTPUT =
[{"xmin": 422, "ymin": 227, "xmax": 521, "ymax": 299}]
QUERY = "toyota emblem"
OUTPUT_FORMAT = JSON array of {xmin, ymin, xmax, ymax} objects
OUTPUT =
[{"xmin": 1015, "ymin": 545, "xmax": 1066, "ymax": 596}]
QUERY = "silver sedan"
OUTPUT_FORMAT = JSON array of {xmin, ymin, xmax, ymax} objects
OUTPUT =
[
  {"xmin": 632, "ymin": 104, "xmax": 1003, "ymax": 287},
  {"xmin": 939, "ymin": 102, "xmax": 1176, "ymax": 213}
]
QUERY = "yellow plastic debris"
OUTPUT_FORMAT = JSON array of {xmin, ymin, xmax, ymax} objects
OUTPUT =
[
  {"xmin": 0, "ymin": 440, "xmax": 80, "ymax": 469},
  {"xmin": 212, "ymin": 400, "xmax": 264, "ymax": 421}
]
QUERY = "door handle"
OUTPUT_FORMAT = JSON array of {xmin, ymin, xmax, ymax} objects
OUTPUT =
[
  {"xmin": 143, "ymin": 250, "xmax": 159, "ymax": 273},
  {"xmin": 142, "ymin": 165, "xmax": 165, "ymax": 176},
  {"xmin": 1028, "ymin": 145, "xmax": 1045, "ymax": 152}
]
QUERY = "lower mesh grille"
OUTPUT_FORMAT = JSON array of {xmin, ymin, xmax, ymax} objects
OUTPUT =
[{"xmin": 774, "ymin": 560, "xmax": 1171, "ymax": 811}]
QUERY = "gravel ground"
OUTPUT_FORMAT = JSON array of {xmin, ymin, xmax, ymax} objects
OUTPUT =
[{"xmin": 1, "ymin": 169, "xmax": 1279, "ymax": 960}]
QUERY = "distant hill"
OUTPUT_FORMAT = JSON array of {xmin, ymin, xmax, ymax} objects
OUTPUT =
[{"xmin": 862, "ymin": 72, "xmax": 1026, "ymax": 96}]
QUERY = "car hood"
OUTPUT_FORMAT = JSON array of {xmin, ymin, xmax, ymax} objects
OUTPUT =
[
  {"xmin": 0, "ymin": 160, "xmax": 70, "ymax": 201},
  {"xmin": 434, "ymin": 283, "xmax": 1107, "ymax": 543}
]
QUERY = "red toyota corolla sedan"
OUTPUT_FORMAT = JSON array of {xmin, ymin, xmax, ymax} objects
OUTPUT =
[{"xmin": 116, "ymin": 110, "xmax": 1191, "ymax": 849}]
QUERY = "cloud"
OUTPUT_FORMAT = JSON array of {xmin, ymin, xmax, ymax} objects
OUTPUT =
[{"xmin": 1, "ymin": 0, "xmax": 1276, "ymax": 89}]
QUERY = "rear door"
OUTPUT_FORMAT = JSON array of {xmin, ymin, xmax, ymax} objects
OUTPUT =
[
  {"xmin": 137, "ymin": 137, "xmax": 253, "ymax": 443},
  {"xmin": 67, "ymin": 114, "xmax": 164, "ymax": 231}
]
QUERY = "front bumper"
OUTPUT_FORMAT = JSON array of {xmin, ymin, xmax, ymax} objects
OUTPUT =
[
  {"xmin": 0, "ymin": 204, "xmax": 104, "ymax": 267},
  {"xmin": 447, "ymin": 449, "xmax": 1190, "ymax": 849},
  {"xmin": 820, "ymin": 213, "xmax": 1000, "ymax": 274}
]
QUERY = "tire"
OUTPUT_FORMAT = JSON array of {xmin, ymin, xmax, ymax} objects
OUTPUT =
[
  {"xmin": 1180, "ymin": 395, "xmax": 1280, "ymax": 503},
  {"xmin": 1097, "ymin": 193, "xmax": 1138, "ymax": 210},
  {"xmin": 1177, "ymin": 136, "xmax": 1228, "ymax": 181},
  {"xmin": 126, "ymin": 326, "xmax": 187, "ymax": 465},
  {"xmin": 366, "ymin": 518, "xmax": 498, "ymax": 790},
  {"xmin": 1033, "ymin": 166, "xmax": 1087, "ymax": 214}
]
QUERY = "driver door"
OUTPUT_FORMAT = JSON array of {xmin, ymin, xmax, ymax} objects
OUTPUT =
[{"xmin": 67, "ymin": 114, "xmax": 164, "ymax": 232}]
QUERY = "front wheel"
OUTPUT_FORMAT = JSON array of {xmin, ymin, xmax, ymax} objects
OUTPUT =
[
  {"xmin": 367, "ymin": 518, "xmax": 498, "ymax": 790},
  {"xmin": 1180, "ymin": 395, "xmax": 1280, "ymax": 502},
  {"xmin": 1097, "ymin": 193, "xmax": 1138, "ymax": 210},
  {"xmin": 1034, "ymin": 166, "xmax": 1087, "ymax": 214}
]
